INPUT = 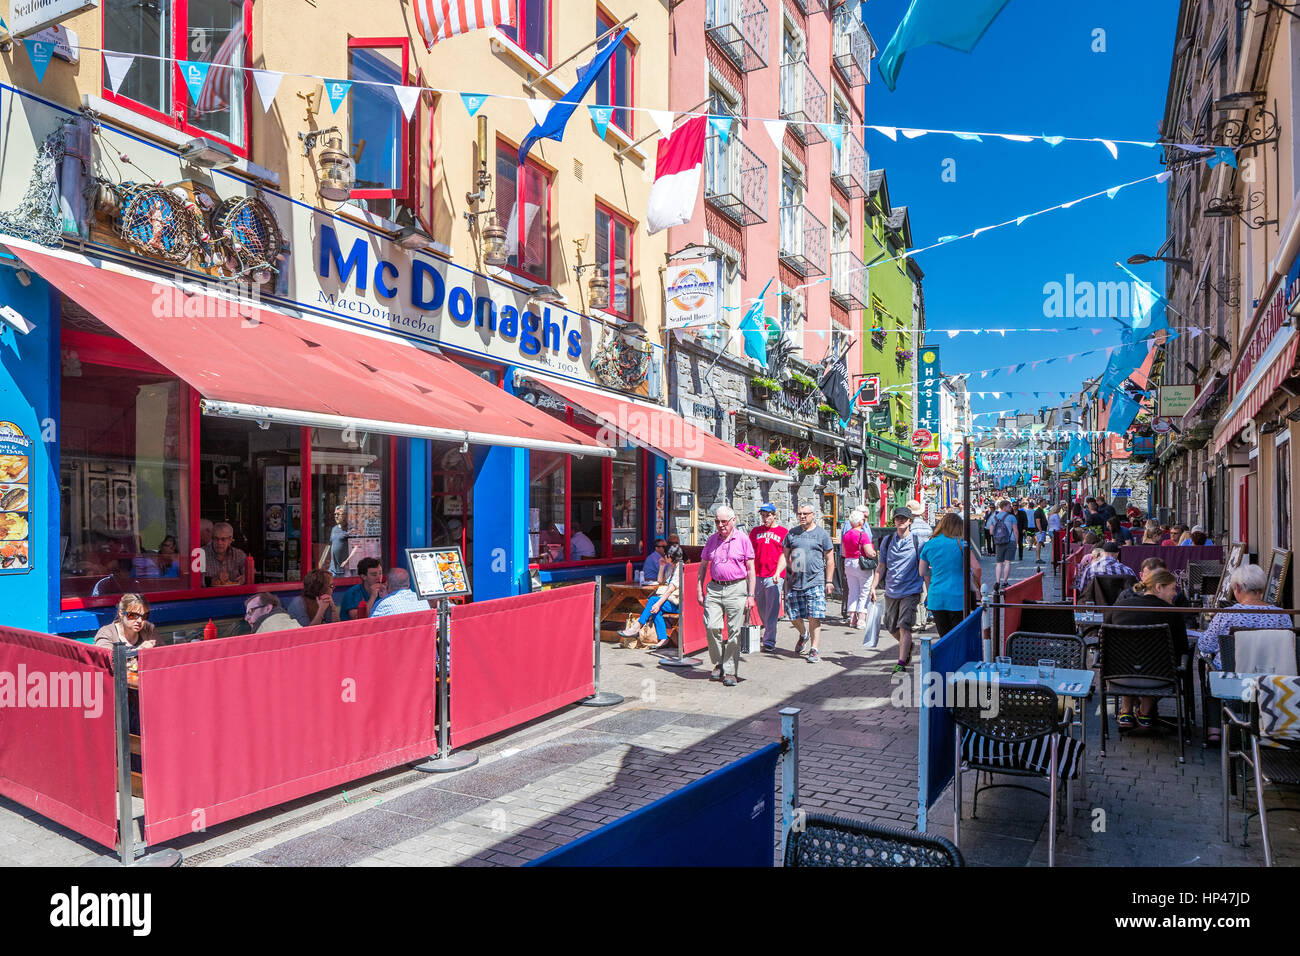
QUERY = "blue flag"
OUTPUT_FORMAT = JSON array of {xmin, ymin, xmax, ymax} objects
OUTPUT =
[
  {"xmin": 324, "ymin": 80, "xmax": 352, "ymax": 113},
  {"xmin": 1115, "ymin": 261, "xmax": 1176, "ymax": 343},
  {"xmin": 24, "ymin": 39, "xmax": 56, "ymax": 84},
  {"xmin": 519, "ymin": 28, "xmax": 629, "ymax": 166},
  {"xmin": 739, "ymin": 279, "xmax": 774, "ymax": 368},
  {"xmin": 460, "ymin": 93, "xmax": 489, "ymax": 117},
  {"xmin": 1105, "ymin": 389, "xmax": 1141, "ymax": 436},
  {"xmin": 1098, "ymin": 340, "xmax": 1151, "ymax": 392},
  {"xmin": 877, "ymin": 0, "xmax": 1012, "ymax": 91}
]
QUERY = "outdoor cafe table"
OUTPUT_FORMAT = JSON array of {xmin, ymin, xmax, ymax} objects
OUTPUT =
[
  {"xmin": 1209, "ymin": 672, "xmax": 1269, "ymax": 841},
  {"xmin": 599, "ymin": 582, "xmax": 661, "ymax": 642}
]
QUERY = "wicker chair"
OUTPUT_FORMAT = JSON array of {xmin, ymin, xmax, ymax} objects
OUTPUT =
[
  {"xmin": 1222, "ymin": 675, "xmax": 1300, "ymax": 866},
  {"xmin": 1098, "ymin": 622, "xmax": 1187, "ymax": 763},
  {"xmin": 783, "ymin": 811, "xmax": 964, "ymax": 867},
  {"xmin": 952, "ymin": 685, "xmax": 1079, "ymax": 867},
  {"xmin": 1006, "ymin": 631, "xmax": 1090, "ymax": 746}
]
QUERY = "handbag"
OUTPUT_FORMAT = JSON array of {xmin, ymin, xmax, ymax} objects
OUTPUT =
[
  {"xmin": 860, "ymin": 599, "xmax": 883, "ymax": 650},
  {"xmin": 849, "ymin": 529, "xmax": 878, "ymax": 572},
  {"xmin": 742, "ymin": 604, "xmax": 762, "ymax": 655}
]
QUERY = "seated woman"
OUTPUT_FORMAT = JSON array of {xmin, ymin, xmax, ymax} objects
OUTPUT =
[
  {"xmin": 287, "ymin": 569, "xmax": 341, "ymax": 626},
  {"xmin": 94, "ymin": 592, "xmax": 159, "ymax": 649},
  {"xmin": 1111, "ymin": 569, "xmax": 1187, "ymax": 730},
  {"xmin": 1108, "ymin": 516, "xmax": 1133, "ymax": 545},
  {"xmin": 1140, "ymin": 520, "xmax": 1162, "ymax": 545},
  {"xmin": 618, "ymin": 544, "xmax": 684, "ymax": 649}
]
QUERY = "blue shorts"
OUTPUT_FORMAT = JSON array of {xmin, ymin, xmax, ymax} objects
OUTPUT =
[{"xmin": 786, "ymin": 585, "xmax": 826, "ymax": 621}]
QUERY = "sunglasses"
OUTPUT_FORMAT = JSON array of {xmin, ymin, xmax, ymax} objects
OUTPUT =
[{"xmin": 124, "ymin": 610, "xmax": 148, "ymax": 622}]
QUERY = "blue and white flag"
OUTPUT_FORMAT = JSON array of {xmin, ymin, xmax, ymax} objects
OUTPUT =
[
  {"xmin": 178, "ymin": 60, "xmax": 213, "ymax": 104},
  {"xmin": 739, "ymin": 279, "xmax": 774, "ymax": 368},
  {"xmin": 519, "ymin": 28, "xmax": 629, "ymax": 165}
]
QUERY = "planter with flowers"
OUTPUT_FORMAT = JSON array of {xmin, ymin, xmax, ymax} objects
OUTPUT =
[
  {"xmin": 797, "ymin": 454, "xmax": 823, "ymax": 477},
  {"xmin": 822, "ymin": 460, "xmax": 854, "ymax": 484},
  {"xmin": 895, "ymin": 348, "xmax": 914, "ymax": 368},
  {"xmin": 767, "ymin": 447, "xmax": 795, "ymax": 470},
  {"xmin": 817, "ymin": 403, "xmax": 839, "ymax": 429},
  {"xmin": 736, "ymin": 442, "xmax": 764, "ymax": 460},
  {"xmin": 785, "ymin": 370, "xmax": 818, "ymax": 399},
  {"xmin": 750, "ymin": 375, "xmax": 782, "ymax": 402}
]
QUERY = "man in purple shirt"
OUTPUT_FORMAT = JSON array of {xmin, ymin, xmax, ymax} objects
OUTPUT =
[{"xmin": 697, "ymin": 505, "xmax": 756, "ymax": 687}]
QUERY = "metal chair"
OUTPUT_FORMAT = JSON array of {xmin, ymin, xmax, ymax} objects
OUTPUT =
[
  {"xmin": 1187, "ymin": 560, "xmax": 1224, "ymax": 602},
  {"xmin": 952, "ymin": 685, "xmax": 1080, "ymax": 867},
  {"xmin": 1222, "ymin": 675, "xmax": 1300, "ymax": 865},
  {"xmin": 1098, "ymin": 622, "xmax": 1187, "ymax": 763},
  {"xmin": 1016, "ymin": 603, "xmax": 1078, "ymax": 638},
  {"xmin": 783, "ymin": 811, "xmax": 964, "ymax": 867},
  {"xmin": 1207, "ymin": 627, "xmax": 1300, "ymax": 750},
  {"xmin": 1079, "ymin": 573, "xmax": 1138, "ymax": 613}
]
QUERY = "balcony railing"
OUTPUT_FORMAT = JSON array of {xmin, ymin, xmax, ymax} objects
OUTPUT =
[
  {"xmin": 778, "ymin": 204, "xmax": 827, "ymax": 277},
  {"xmin": 705, "ymin": 0, "xmax": 769, "ymax": 73},
  {"xmin": 705, "ymin": 133, "xmax": 769, "ymax": 226},
  {"xmin": 831, "ymin": 133, "xmax": 869, "ymax": 197},
  {"xmin": 832, "ymin": 11, "xmax": 874, "ymax": 87},
  {"xmin": 831, "ymin": 251, "xmax": 867, "ymax": 309},
  {"xmin": 779, "ymin": 59, "xmax": 826, "ymax": 145},
  {"xmin": 790, "ymin": 0, "xmax": 824, "ymax": 12}
]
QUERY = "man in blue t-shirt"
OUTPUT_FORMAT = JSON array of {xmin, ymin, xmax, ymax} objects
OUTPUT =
[
  {"xmin": 642, "ymin": 538, "xmax": 667, "ymax": 581},
  {"xmin": 341, "ymin": 557, "xmax": 385, "ymax": 619},
  {"xmin": 868, "ymin": 507, "xmax": 926, "ymax": 675}
]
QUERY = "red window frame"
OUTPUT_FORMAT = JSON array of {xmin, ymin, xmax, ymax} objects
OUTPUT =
[
  {"xmin": 595, "ymin": 8, "xmax": 635, "ymax": 136},
  {"xmin": 594, "ymin": 202, "xmax": 635, "ymax": 321},
  {"xmin": 347, "ymin": 37, "xmax": 413, "ymax": 204},
  {"xmin": 58, "ymin": 329, "xmax": 396, "ymax": 611},
  {"xmin": 100, "ymin": 0, "xmax": 254, "ymax": 159},
  {"xmin": 415, "ymin": 69, "xmax": 438, "ymax": 235},
  {"xmin": 497, "ymin": 0, "xmax": 553, "ymax": 67},
  {"xmin": 495, "ymin": 137, "xmax": 553, "ymax": 283}
]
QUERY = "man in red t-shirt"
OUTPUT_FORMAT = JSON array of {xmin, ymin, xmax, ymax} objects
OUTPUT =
[{"xmin": 749, "ymin": 503, "xmax": 789, "ymax": 652}]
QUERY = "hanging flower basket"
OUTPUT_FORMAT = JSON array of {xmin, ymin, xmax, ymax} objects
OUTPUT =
[
  {"xmin": 895, "ymin": 349, "xmax": 914, "ymax": 362},
  {"xmin": 821, "ymin": 460, "xmax": 853, "ymax": 483},
  {"xmin": 767, "ymin": 447, "xmax": 795, "ymax": 469},
  {"xmin": 785, "ymin": 371, "xmax": 817, "ymax": 398},
  {"xmin": 736, "ymin": 442, "xmax": 765, "ymax": 460},
  {"xmin": 797, "ymin": 455, "xmax": 823, "ymax": 476},
  {"xmin": 751, "ymin": 375, "xmax": 781, "ymax": 402}
]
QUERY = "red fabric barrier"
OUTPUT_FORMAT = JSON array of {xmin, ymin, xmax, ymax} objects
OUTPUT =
[
  {"xmin": 1064, "ymin": 550, "xmax": 1081, "ymax": 598},
  {"xmin": 0, "ymin": 628, "xmax": 117, "ymax": 849},
  {"xmin": 448, "ymin": 586, "xmax": 595, "ymax": 748},
  {"xmin": 678, "ymin": 563, "xmax": 709, "ymax": 655},
  {"xmin": 1001, "ymin": 573, "xmax": 1043, "ymax": 653},
  {"xmin": 138, "ymin": 613, "xmax": 438, "ymax": 845},
  {"xmin": 1120, "ymin": 545, "xmax": 1223, "ymax": 575},
  {"xmin": 1051, "ymin": 530, "xmax": 1066, "ymax": 567}
]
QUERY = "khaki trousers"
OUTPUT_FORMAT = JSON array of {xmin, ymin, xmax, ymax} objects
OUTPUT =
[{"xmin": 704, "ymin": 579, "xmax": 747, "ymax": 676}]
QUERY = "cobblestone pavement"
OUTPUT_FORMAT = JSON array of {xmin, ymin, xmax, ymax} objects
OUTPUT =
[{"xmin": 3, "ymin": 546, "xmax": 1297, "ymax": 866}]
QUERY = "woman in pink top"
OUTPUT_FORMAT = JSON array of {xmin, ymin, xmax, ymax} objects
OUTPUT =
[{"xmin": 841, "ymin": 510, "xmax": 878, "ymax": 628}]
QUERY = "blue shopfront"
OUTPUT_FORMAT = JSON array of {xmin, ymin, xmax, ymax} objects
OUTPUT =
[{"xmin": 0, "ymin": 86, "xmax": 673, "ymax": 637}]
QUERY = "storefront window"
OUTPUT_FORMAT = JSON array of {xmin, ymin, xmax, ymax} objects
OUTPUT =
[
  {"xmin": 569, "ymin": 455, "xmax": 604, "ymax": 559},
  {"xmin": 310, "ymin": 427, "xmax": 389, "ymax": 579},
  {"xmin": 200, "ymin": 418, "xmax": 301, "ymax": 586},
  {"xmin": 60, "ymin": 362, "xmax": 190, "ymax": 599},
  {"xmin": 349, "ymin": 42, "xmax": 408, "ymax": 213},
  {"xmin": 184, "ymin": 0, "xmax": 248, "ymax": 146},
  {"xmin": 610, "ymin": 448, "xmax": 639, "ymax": 557},
  {"xmin": 530, "ymin": 451, "xmax": 567, "ymax": 562},
  {"xmin": 104, "ymin": 0, "xmax": 171, "ymax": 117}
]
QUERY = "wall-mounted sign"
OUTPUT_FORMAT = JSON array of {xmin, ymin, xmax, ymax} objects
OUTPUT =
[
  {"xmin": 664, "ymin": 261, "xmax": 719, "ymax": 330},
  {"xmin": 917, "ymin": 348, "xmax": 942, "ymax": 434},
  {"xmin": 911, "ymin": 428, "xmax": 932, "ymax": 449},
  {"xmin": 1152, "ymin": 418, "xmax": 1173, "ymax": 434},
  {"xmin": 921, "ymin": 450, "xmax": 942, "ymax": 469},
  {"xmin": 9, "ymin": 0, "xmax": 97, "ymax": 38},
  {"xmin": 1158, "ymin": 384, "xmax": 1196, "ymax": 417},
  {"xmin": 0, "ymin": 422, "xmax": 32, "ymax": 575},
  {"xmin": 854, "ymin": 374, "xmax": 880, "ymax": 407}
]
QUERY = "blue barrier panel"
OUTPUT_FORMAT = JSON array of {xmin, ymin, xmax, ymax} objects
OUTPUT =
[
  {"xmin": 917, "ymin": 610, "xmax": 982, "ymax": 832},
  {"xmin": 527, "ymin": 743, "xmax": 781, "ymax": 867}
]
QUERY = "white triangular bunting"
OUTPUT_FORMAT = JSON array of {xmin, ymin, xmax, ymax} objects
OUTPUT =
[
  {"xmin": 526, "ymin": 98, "xmax": 552, "ymax": 126},
  {"xmin": 649, "ymin": 109, "xmax": 675, "ymax": 138},
  {"xmin": 104, "ymin": 53, "xmax": 134, "ymax": 96},
  {"xmin": 250, "ymin": 69, "xmax": 282, "ymax": 114},
  {"xmin": 870, "ymin": 125, "xmax": 898, "ymax": 141},
  {"xmin": 763, "ymin": 119, "xmax": 788, "ymax": 149},
  {"xmin": 394, "ymin": 85, "xmax": 422, "ymax": 121}
]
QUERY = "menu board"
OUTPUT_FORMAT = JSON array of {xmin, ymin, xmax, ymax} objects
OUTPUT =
[
  {"xmin": 0, "ymin": 422, "xmax": 32, "ymax": 575},
  {"xmin": 344, "ymin": 469, "xmax": 384, "ymax": 574},
  {"xmin": 407, "ymin": 546, "xmax": 472, "ymax": 600}
]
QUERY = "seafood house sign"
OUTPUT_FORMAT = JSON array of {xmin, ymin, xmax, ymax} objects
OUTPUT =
[{"xmin": 312, "ymin": 224, "xmax": 599, "ymax": 382}]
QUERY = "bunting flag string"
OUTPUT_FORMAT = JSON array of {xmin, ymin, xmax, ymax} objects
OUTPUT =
[{"xmin": 34, "ymin": 41, "xmax": 1235, "ymax": 153}]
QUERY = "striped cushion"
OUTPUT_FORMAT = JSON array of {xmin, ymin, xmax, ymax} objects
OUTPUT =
[
  {"xmin": 961, "ymin": 730, "xmax": 1084, "ymax": 780},
  {"xmin": 1256, "ymin": 675, "xmax": 1300, "ymax": 744}
]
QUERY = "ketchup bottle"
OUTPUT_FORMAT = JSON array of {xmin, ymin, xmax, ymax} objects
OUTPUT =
[
  {"xmin": 357, "ymin": 599, "xmax": 369, "ymax": 619},
  {"xmin": 203, "ymin": 619, "xmax": 217, "ymax": 642},
  {"xmin": 625, "ymin": 560, "xmax": 633, "ymax": 582}
]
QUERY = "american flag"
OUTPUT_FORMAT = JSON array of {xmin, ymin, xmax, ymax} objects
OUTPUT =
[
  {"xmin": 195, "ymin": 20, "xmax": 245, "ymax": 114},
  {"xmin": 415, "ymin": 0, "xmax": 516, "ymax": 48}
]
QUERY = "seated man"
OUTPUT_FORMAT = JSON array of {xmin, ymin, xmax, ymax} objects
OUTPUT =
[
  {"xmin": 570, "ymin": 527, "xmax": 597, "ymax": 560},
  {"xmin": 244, "ymin": 592, "xmax": 302, "ymax": 633},
  {"xmin": 1075, "ymin": 541, "xmax": 1137, "ymax": 596},
  {"xmin": 340, "ymin": 557, "xmax": 385, "ymax": 619},
  {"xmin": 370, "ymin": 568, "xmax": 432, "ymax": 617},
  {"xmin": 642, "ymin": 538, "xmax": 667, "ymax": 581},
  {"xmin": 203, "ymin": 521, "xmax": 249, "ymax": 587}
]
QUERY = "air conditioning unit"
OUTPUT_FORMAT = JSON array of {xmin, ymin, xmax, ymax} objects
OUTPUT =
[{"xmin": 1242, "ymin": 419, "xmax": 1257, "ymax": 445}]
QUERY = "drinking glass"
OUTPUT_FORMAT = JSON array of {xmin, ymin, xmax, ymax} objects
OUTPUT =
[
  {"xmin": 996, "ymin": 655, "xmax": 1013, "ymax": 677},
  {"xmin": 1038, "ymin": 658, "xmax": 1057, "ymax": 679}
]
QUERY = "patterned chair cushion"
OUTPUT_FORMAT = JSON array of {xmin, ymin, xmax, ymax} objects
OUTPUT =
[
  {"xmin": 1256, "ymin": 675, "xmax": 1300, "ymax": 745},
  {"xmin": 961, "ymin": 730, "xmax": 1084, "ymax": 780}
]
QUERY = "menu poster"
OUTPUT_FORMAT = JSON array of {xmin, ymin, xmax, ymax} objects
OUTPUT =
[
  {"xmin": 348, "ymin": 504, "xmax": 382, "ymax": 536},
  {"xmin": 407, "ymin": 546, "xmax": 472, "ymax": 599},
  {"xmin": 264, "ymin": 466, "xmax": 285, "ymax": 505},
  {"xmin": 353, "ymin": 536, "xmax": 382, "ymax": 570},
  {"xmin": 286, "ymin": 466, "xmax": 301, "ymax": 504},
  {"xmin": 0, "ymin": 422, "xmax": 32, "ymax": 575},
  {"xmin": 346, "ymin": 471, "xmax": 364, "ymax": 503},
  {"xmin": 363, "ymin": 471, "xmax": 382, "ymax": 504}
]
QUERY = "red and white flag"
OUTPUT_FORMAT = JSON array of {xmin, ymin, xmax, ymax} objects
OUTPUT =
[
  {"xmin": 415, "ymin": 0, "xmax": 516, "ymax": 48},
  {"xmin": 646, "ymin": 115, "xmax": 707, "ymax": 236}
]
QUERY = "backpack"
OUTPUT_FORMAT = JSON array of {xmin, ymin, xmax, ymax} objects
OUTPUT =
[
  {"xmin": 881, "ymin": 532, "xmax": 922, "ymax": 572},
  {"xmin": 992, "ymin": 512, "xmax": 1015, "ymax": 545}
]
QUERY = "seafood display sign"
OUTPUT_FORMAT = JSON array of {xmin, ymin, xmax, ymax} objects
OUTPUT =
[
  {"xmin": 0, "ymin": 423, "xmax": 32, "ymax": 575},
  {"xmin": 406, "ymin": 546, "xmax": 471, "ymax": 600}
]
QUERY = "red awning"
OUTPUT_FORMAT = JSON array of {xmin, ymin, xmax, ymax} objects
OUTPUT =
[
  {"xmin": 530, "ymin": 377, "xmax": 787, "ymax": 479},
  {"xmin": 1212, "ymin": 329, "xmax": 1299, "ymax": 456},
  {"xmin": 14, "ymin": 244, "xmax": 611, "ymax": 458}
]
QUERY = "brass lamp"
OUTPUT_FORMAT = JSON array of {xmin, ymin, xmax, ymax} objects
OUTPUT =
[
  {"xmin": 586, "ymin": 267, "xmax": 609, "ymax": 311},
  {"xmin": 317, "ymin": 133, "xmax": 355, "ymax": 202},
  {"xmin": 483, "ymin": 216, "xmax": 508, "ymax": 268}
]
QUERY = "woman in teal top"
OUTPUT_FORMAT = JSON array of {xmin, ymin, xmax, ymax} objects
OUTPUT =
[{"xmin": 919, "ymin": 513, "xmax": 982, "ymax": 636}]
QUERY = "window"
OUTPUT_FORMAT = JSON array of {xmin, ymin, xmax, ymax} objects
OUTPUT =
[
  {"xmin": 499, "ymin": 0, "xmax": 550, "ymax": 63},
  {"xmin": 609, "ymin": 448, "xmax": 640, "ymax": 557},
  {"xmin": 705, "ymin": 85, "xmax": 738, "ymax": 200},
  {"xmin": 527, "ymin": 439, "xmax": 647, "ymax": 565},
  {"xmin": 831, "ymin": 100, "xmax": 850, "ymax": 180},
  {"xmin": 348, "ymin": 40, "xmax": 410, "ymax": 216},
  {"xmin": 60, "ymin": 352, "xmax": 191, "ymax": 601},
  {"xmin": 496, "ymin": 142, "xmax": 552, "ymax": 281},
  {"xmin": 595, "ymin": 10, "xmax": 635, "ymax": 135},
  {"xmin": 594, "ymin": 204, "xmax": 634, "ymax": 319},
  {"xmin": 1277, "ymin": 439, "xmax": 1291, "ymax": 549},
  {"xmin": 310, "ymin": 428, "xmax": 390, "ymax": 579},
  {"xmin": 530, "ymin": 452, "xmax": 568, "ymax": 561},
  {"xmin": 103, "ymin": 0, "xmax": 249, "ymax": 151}
]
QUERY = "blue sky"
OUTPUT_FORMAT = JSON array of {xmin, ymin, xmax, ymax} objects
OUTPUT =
[{"xmin": 859, "ymin": 0, "xmax": 1180, "ymax": 427}]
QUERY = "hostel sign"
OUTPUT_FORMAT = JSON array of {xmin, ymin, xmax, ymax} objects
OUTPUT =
[{"xmin": 917, "ymin": 348, "xmax": 942, "ymax": 434}]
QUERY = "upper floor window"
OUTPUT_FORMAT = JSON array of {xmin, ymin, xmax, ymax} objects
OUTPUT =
[
  {"xmin": 499, "ymin": 0, "xmax": 550, "ymax": 64},
  {"xmin": 348, "ymin": 40, "xmax": 411, "ymax": 216},
  {"xmin": 595, "ymin": 204, "xmax": 634, "ymax": 320},
  {"xmin": 496, "ymin": 142, "xmax": 552, "ymax": 281},
  {"xmin": 595, "ymin": 10, "xmax": 635, "ymax": 135},
  {"xmin": 104, "ymin": 0, "xmax": 250, "ymax": 151}
]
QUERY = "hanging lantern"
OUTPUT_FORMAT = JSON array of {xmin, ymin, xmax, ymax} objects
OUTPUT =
[
  {"xmin": 316, "ymin": 133, "xmax": 354, "ymax": 202},
  {"xmin": 587, "ymin": 266, "xmax": 608, "ymax": 312},
  {"xmin": 483, "ymin": 216, "xmax": 508, "ymax": 268}
]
